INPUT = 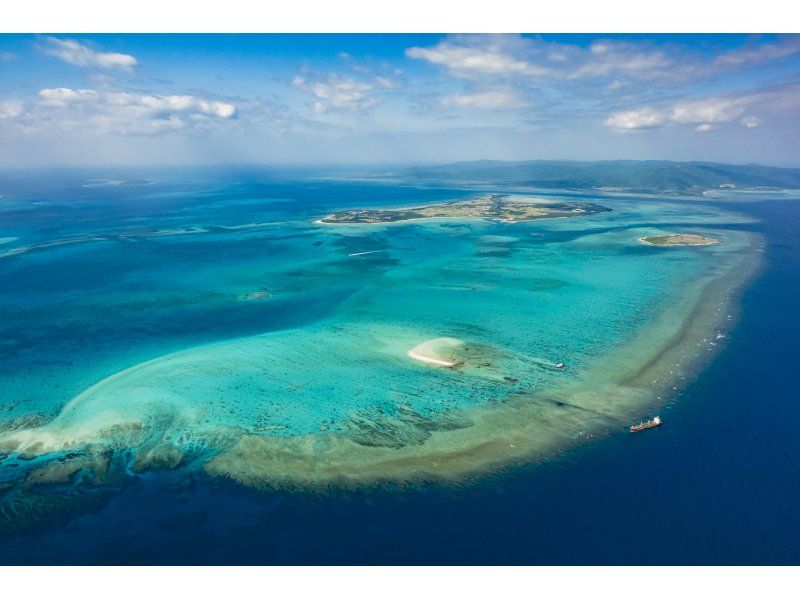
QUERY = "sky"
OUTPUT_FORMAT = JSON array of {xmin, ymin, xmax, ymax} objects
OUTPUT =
[{"xmin": 1, "ymin": 33, "xmax": 799, "ymax": 168}]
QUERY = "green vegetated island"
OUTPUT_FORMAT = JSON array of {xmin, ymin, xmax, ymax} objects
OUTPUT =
[
  {"xmin": 640, "ymin": 234, "xmax": 719, "ymax": 246},
  {"xmin": 320, "ymin": 194, "xmax": 611, "ymax": 224},
  {"xmin": 398, "ymin": 159, "xmax": 800, "ymax": 196}
]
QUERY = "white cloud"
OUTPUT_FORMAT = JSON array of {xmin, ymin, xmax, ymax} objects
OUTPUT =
[
  {"xmin": 406, "ymin": 34, "xmax": 548, "ymax": 78},
  {"xmin": 103, "ymin": 92, "xmax": 237, "ymax": 119},
  {"xmin": 670, "ymin": 96, "xmax": 752, "ymax": 124},
  {"xmin": 406, "ymin": 35, "xmax": 800, "ymax": 96},
  {"xmin": 14, "ymin": 88, "xmax": 238, "ymax": 136},
  {"xmin": 603, "ymin": 107, "xmax": 668, "ymax": 130},
  {"xmin": 42, "ymin": 36, "xmax": 137, "ymax": 70},
  {"xmin": 38, "ymin": 88, "xmax": 99, "ymax": 106},
  {"xmin": 293, "ymin": 74, "xmax": 391, "ymax": 113},
  {"xmin": 715, "ymin": 37, "xmax": 800, "ymax": 69},
  {"xmin": 573, "ymin": 41, "xmax": 673, "ymax": 80},
  {"xmin": 441, "ymin": 88, "xmax": 530, "ymax": 110},
  {"xmin": 605, "ymin": 91, "xmax": 776, "ymax": 132},
  {"xmin": 406, "ymin": 35, "xmax": 685, "ymax": 85},
  {"xmin": 0, "ymin": 101, "xmax": 24, "ymax": 119},
  {"xmin": 0, "ymin": 51, "xmax": 18, "ymax": 62}
]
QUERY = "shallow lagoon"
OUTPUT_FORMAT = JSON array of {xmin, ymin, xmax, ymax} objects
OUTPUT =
[{"xmin": 0, "ymin": 174, "xmax": 759, "ymax": 499}]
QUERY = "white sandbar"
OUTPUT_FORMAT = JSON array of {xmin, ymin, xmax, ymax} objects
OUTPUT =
[{"xmin": 407, "ymin": 337, "xmax": 463, "ymax": 368}]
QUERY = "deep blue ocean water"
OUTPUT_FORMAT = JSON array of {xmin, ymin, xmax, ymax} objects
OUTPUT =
[{"xmin": 0, "ymin": 173, "xmax": 798, "ymax": 564}]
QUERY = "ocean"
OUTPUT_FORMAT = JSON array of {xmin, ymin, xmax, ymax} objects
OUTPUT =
[{"xmin": 0, "ymin": 169, "xmax": 797, "ymax": 564}]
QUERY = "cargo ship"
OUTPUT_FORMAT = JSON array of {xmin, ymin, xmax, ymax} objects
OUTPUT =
[{"xmin": 629, "ymin": 416, "xmax": 661, "ymax": 433}]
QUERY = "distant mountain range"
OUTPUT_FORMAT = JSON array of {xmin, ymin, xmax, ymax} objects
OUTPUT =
[{"xmin": 400, "ymin": 160, "xmax": 800, "ymax": 195}]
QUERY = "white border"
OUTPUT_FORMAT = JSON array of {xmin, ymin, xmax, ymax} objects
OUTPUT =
[
  {"xmin": 1, "ymin": 566, "xmax": 798, "ymax": 597},
  {"xmin": 0, "ymin": 0, "xmax": 797, "ymax": 33},
  {"xmin": 2, "ymin": 0, "xmax": 800, "ymax": 587}
]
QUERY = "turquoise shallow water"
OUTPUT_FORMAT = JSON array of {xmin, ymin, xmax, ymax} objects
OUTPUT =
[{"xmin": 0, "ymin": 173, "xmax": 757, "ymax": 490}]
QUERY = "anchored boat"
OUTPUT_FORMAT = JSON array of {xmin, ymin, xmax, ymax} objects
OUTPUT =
[{"xmin": 630, "ymin": 416, "xmax": 661, "ymax": 433}]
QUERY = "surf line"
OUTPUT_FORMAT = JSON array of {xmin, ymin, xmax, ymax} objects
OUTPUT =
[{"xmin": 348, "ymin": 250, "xmax": 386, "ymax": 257}]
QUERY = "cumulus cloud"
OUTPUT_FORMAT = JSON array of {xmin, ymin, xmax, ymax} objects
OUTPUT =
[
  {"xmin": 406, "ymin": 34, "xmax": 548, "ymax": 78},
  {"xmin": 602, "ymin": 86, "xmax": 797, "ymax": 132},
  {"xmin": 292, "ymin": 74, "xmax": 394, "ymax": 113},
  {"xmin": 101, "ymin": 92, "xmax": 237, "ymax": 119},
  {"xmin": 42, "ymin": 36, "xmax": 137, "ymax": 70},
  {"xmin": 603, "ymin": 107, "xmax": 668, "ymax": 130},
  {"xmin": 441, "ymin": 88, "xmax": 531, "ymax": 110},
  {"xmin": 4, "ymin": 87, "xmax": 237, "ymax": 136}
]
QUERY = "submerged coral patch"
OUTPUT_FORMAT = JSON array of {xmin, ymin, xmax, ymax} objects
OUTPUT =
[{"xmin": 0, "ymin": 194, "xmax": 760, "ymax": 498}]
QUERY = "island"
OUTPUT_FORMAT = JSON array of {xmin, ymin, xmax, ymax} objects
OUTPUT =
[
  {"xmin": 319, "ymin": 195, "xmax": 611, "ymax": 224},
  {"xmin": 407, "ymin": 337, "xmax": 464, "ymax": 368},
  {"xmin": 401, "ymin": 159, "xmax": 800, "ymax": 196},
  {"xmin": 639, "ymin": 234, "xmax": 719, "ymax": 247}
]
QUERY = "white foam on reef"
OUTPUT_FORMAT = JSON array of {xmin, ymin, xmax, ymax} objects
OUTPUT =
[{"xmin": 348, "ymin": 250, "xmax": 385, "ymax": 257}]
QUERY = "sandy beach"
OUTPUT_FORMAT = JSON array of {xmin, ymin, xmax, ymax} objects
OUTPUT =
[{"xmin": 407, "ymin": 337, "xmax": 463, "ymax": 367}]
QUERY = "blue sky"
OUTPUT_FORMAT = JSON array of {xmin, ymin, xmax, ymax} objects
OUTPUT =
[{"xmin": 1, "ymin": 33, "xmax": 799, "ymax": 168}]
